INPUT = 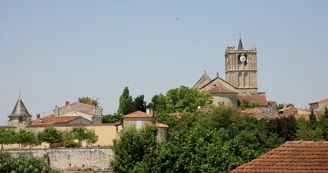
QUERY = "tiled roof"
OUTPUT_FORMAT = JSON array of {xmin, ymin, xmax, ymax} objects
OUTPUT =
[
  {"xmin": 122, "ymin": 111, "xmax": 153, "ymax": 118},
  {"xmin": 237, "ymin": 94, "xmax": 267, "ymax": 106},
  {"xmin": 156, "ymin": 123, "xmax": 169, "ymax": 128},
  {"xmin": 230, "ymin": 141, "xmax": 328, "ymax": 173},
  {"xmin": 241, "ymin": 108, "xmax": 262, "ymax": 115},
  {"xmin": 309, "ymin": 98, "xmax": 328, "ymax": 105},
  {"xmin": 207, "ymin": 86, "xmax": 237, "ymax": 94},
  {"xmin": 31, "ymin": 116, "xmax": 81, "ymax": 126}
]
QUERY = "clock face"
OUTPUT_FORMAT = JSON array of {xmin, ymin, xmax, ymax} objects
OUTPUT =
[{"xmin": 240, "ymin": 55, "xmax": 246, "ymax": 62}]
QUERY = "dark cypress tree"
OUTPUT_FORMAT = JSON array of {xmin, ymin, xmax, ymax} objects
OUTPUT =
[
  {"xmin": 117, "ymin": 87, "xmax": 135, "ymax": 115},
  {"xmin": 309, "ymin": 109, "xmax": 317, "ymax": 130}
]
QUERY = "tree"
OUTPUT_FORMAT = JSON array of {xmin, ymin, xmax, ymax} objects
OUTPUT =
[
  {"xmin": 102, "ymin": 113, "xmax": 121, "ymax": 123},
  {"xmin": 134, "ymin": 95, "xmax": 146, "ymax": 112},
  {"xmin": 277, "ymin": 103, "xmax": 294, "ymax": 110},
  {"xmin": 268, "ymin": 115, "xmax": 297, "ymax": 141},
  {"xmin": 149, "ymin": 86, "xmax": 212, "ymax": 113},
  {"xmin": 85, "ymin": 129, "xmax": 99, "ymax": 146},
  {"xmin": 0, "ymin": 152, "xmax": 58, "ymax": 173},
  {"xmin": 117, "ymin": 87, "xmax": 135, "ymax": 115},
  {"xmin": 309, "ymin": 109, "xmax": 317, "ymax": 129},
  {"xmin": 16, "ymin": 130, "xmax": 39, "ymax": 149},
  {"xmin": 240, "ymin": 100, "xmax": 259, "ymax": 110},
  {"xmin": 111, "ymin": 125, "xmax": 158, "ymax": 173},
  {"xmin": 38, "ymin": 127, "xmax": 63, "ymax": 148},
  {"xmin": 72, "ymin": 127, "xmax": 98, "ymax": 147},
  {"xmin": 78, "ymin": 96, "xmax": 100, "ymax": 107},
  {"xmin": 318, "ymin": 107, "xmax": 328, "ymax": 140},
  {"xmin": 296, "ymin": 117, "xmax": 324, "ymax": 141},
  {"xmin": 111, "ymin": 106, "xmax": 284, "ymax": 173},
  {"xmin": 0, "ymin": 129, "xmax": 17, "ymax": 149}
]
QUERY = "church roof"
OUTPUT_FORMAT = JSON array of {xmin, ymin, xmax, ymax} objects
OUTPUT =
[
  {"xmin": 238, "ymin": 38, "xmax": 244, "ymax": 50},
  {"xmin": 200, "ymin": 76, "xmax": 237, "ymax": 90},
  {"xmin": 193, "ymin": 72, "xmax": 212, "ymax": 89},
  {"xmin": 237, "ymin": 94, "xmax": 268, "ymax": 106},
  {"xmin": 8, "ymin": 98, "xmax": 32, "ymax": 117},
  {"xmin": 207, "ymin": 86, "xmax": 237, "ymax": 94}
]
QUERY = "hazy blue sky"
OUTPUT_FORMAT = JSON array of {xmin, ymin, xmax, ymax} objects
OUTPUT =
[{"xmin": 1, "ymin": 0, "xmax": 327, "ymax": 124}]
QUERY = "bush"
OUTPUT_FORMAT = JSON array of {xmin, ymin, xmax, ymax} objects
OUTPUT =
[
  {"xmin": 0, "ymin": 152, "xmax": 58, "ymax": 173},
  {"xmin": 64, "ymin": 140, "xmax": 78, "ymax": 148}
]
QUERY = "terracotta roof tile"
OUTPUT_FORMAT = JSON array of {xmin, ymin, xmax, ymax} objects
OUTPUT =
[
  {"xmin": 230, "ymin": 141, "xmax": 328, "ymax": 173},
  {"xmin": 122, "ymin": 111, "xmax": 153, "ymax": 118},
  {"xmin": 207, "ymin": 86, "xmax": 237, "ymax": 94},
  {"xmin": 309, "ymin": 98, "xmax": 328, "ymax": 105},
  {"xmin": 31, "ymin": 116, "xmax": 81, "ymax": 125},
  {"xmin": 241, "ymin": 108, "xmax": 262, "ymax": 115},
  {"xmin": 156, "ymin": 123, "xmax": 169, "ymax": 128},
  {"xmin": 237, "ymin": 94, "xmax": 267, "ymax": 106}
]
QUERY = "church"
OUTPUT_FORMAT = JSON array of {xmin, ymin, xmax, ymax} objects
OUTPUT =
[{"xmin": 193, "ymin": 38, "xmax": 277, "ymax": 115}]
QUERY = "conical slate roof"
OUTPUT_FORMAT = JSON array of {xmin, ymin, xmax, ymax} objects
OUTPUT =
[
  {"xmin": 8, "ymin": 98, "xmax": 32, "ymax": 117},
  {"xmin": 238, "ymin": 38, "xmax": 244, "ymax": 50}
]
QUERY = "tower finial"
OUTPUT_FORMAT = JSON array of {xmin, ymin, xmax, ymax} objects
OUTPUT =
[
  {"xmin": 18, "ymin": 89, "xmax": 21, "ymax": 99},
  {"xmin": 238, "ymin": 29, "xmax": 244, "ymax": 50}
]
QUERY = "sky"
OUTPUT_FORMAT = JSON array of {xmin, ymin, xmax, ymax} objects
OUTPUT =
[{"xmin": 1, "ymin": 0, "xmax": 328, "ymax": 124}]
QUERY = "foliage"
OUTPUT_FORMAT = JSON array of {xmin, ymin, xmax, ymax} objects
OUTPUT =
[
  {"xmin": 17, "ymin": 129, "xmax": 39, "ymax": 148},
  {"xmin": 117, "ymin": 87, "xmax": 135, "ymax": 115},
  {"xmin": 277, "ymin": 103, "xmax": 295, "ymax": 110},
  {"xmin": 111, "ymin": 125, "xmax": 158, "ymax": 173},
  {"xmin": 102, "ymin": 113, "xmax": 121, "ymax": 123},
  {"xmin": 64, "ymin": 140, "xmax": 78, "ymax": 148},
  {"xmin": 111, "ymin": 106, "xmax": 284, "ymax": 173},
  {"xmin": 268, "ymin": 115, "xmax": 297, "ymax": 141},
  {"xmin": 78, "ymin": 96, "xmax": 100, "ymax": 107},
  {"xmin": 296, "ymin": 117, "xmax": 324, "ymax": 141},
  {"xmin": 0, "ymin": 129, "xmax": 17, "ymax": 149},
  {"xmin": 309, "ymin": 109, "xmax": 317, "ymax": 129},
  {"xmin": 72, "ymin": 127, "xmax": 98, "ymax": 147},
  {"xmin": 0, "ymin": 152, "xmax": 58, "ymax": 173},
  {"xmin": 38, "ymin": 127, "xmax": 63, "ymax": 148},
  {"xmin": 134, "ymin": 95, "xmax": 147, "ymax": 112},
  {"xmin": 240, "ymin": 100, "xmax": 259, "ymax": 110},
  {"xmin": 149, "ymin": 86, "xmax": 212, "ymax": 113}
]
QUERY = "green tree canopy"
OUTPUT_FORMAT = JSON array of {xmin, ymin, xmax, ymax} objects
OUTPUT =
[
  {"xmin": 149, "ymin": 86, "xmax": 212, "ymax": 113},
  {"xmin": 72, "ymin": 127, "xmax": 98, "ymax": 147},
  {"xmin": 134, "ymin": 95, "xmax": 146, "ymax": 112},
  {"xmin": 0, "ymin": 152, "xmax": 58, "ymax": 173},
  {"xmin": 78, "ymin": 96, "xmax": 100, "ymax": 107},
  {"xmin": 102, "ymin": 113, "xmax": 121, "ymax": 123},
  {"xmin": 117, "ymin": 87, "xmax": 135, "ymax": 115},
  {"xmin": 38, "ymin": 126, "xmax": 63, "ymax": 148}
]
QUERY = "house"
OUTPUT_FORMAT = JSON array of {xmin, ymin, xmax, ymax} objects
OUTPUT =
[
  {"xmin": 53, "ymin": 101, "xmax": 102, "ymax": 124},
  {"xmin": 116, "ymin": 109, "xmax": 169, "ymax": 142},
  {"xmin": 31, "ymin": 114, "xmax": 92, "ymax": 126},
  {"xmin": 309, "ymin": 98, "xmax": 328, "ymax": 111},
  {"xmin": 230, "ymin": 141, "xmax": 328, "ymax": 173}
]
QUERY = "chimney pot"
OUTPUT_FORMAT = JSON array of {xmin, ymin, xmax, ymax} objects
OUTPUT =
[
  {"xmin": 36, "ymin": 114, "xmax": 40, "ymax": 119},
  {"xmin": 65, "ymin": 101, "xmax": 70, "ymax": 106}
]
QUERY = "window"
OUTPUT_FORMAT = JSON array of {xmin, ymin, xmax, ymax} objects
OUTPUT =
[{"xmin": 136, "ymin": 119, "xmax": 142, "ymax": 129}]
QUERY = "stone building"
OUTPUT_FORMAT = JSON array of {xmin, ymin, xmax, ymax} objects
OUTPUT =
[
  {"xmin": 53, "ymin": 100, "xmax": 102, "ymax": 124},
  {"xmin": 309, "ymin": 98, "xmax": 328, "ymax": 111},
  {"xmin": 115, "ymin": 109, "xmax": 169, "ymax": 142},
  {"xmin": 7, "ymin": 98, "xmax": 32, "ymax": 127},
  {"xmin": 193, "ymin": 38, "xmax": 277, "ymax": 114}
]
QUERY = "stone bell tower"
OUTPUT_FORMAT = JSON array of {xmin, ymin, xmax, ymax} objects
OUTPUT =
[{"xmin": 225, "ymin": 37, "xmax": 258, "ymax": 94}]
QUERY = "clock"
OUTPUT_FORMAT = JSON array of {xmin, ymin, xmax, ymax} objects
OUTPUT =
[{"xmin": 239, "ymin": 55, "xmax": 246, "ymax": 62}]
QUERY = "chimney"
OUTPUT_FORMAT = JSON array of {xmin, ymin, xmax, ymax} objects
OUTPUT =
[
  {"xmin": 146, "ymin": 108, "xmax": 154, "ymax": 116},
  {"xmin": 65, "ymin": 101, "xmax": 70, "ymax": 106},
  {"xmin": 36, "ymin": 114, "xmax": 40, "ymax": 119}
]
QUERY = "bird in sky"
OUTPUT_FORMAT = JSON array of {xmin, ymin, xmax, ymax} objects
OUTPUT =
[
  {"xmin": 176, "ymin": 17, "xmax": 179, "ymax": 20},
  {"xmin": 190, "ymin": 41, "xmax": 194, "ymax": 44}
]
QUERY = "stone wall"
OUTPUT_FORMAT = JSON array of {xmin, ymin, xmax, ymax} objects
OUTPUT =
[{"xmin": 2, "ymin": 148, "xmax": 113, "ymax": 171}]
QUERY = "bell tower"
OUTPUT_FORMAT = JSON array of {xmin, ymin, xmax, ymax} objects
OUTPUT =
[{"xmin": 225, "ymin": 37, "xmax": 258, "ymax": 94}]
